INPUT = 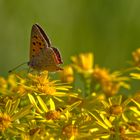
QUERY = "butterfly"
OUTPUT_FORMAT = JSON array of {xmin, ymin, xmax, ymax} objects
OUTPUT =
[
  {"xmin": 28, "ymin": 24, "xmax": 63, "ymax": 72},
  {"xmin": 9, "ymin": 24, "xmax": 63, "ymax": 73}
]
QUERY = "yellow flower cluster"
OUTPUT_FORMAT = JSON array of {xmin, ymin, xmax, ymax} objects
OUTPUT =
[{"xmin": 0, "ymin": 49, "xmax": 140, "ymax": 139}]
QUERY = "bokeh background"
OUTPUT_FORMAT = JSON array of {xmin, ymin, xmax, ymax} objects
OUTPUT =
[{"xmin": 1, "ymin": 0, "xmax": 140, "ymax": 77}]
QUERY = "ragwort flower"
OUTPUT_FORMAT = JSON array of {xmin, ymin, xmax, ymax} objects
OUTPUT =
[
  {"xmin": 0, "ymin": 98, "xmax": 32, "ymax": 139},
  {"xmin": 0, "ymin": 112, "xmax": 12, "ymax": 132},
  {"xmin": 71, "ymin": 53, "xmax": 94, "ymax": 74},
  {"xmin": 88, "ymin": 95, "xmax": 140, "ymax": 139},
  {"xmin": 60, "ymin": 65, "xmax": 74, "ymax": 83},
  {"xmin": 92, "ymin": 66, "xmax": 129, "ymax": 96},
  {"xmin": 22, "ymin": 71, "xmax": 73, "ymax": 98}
]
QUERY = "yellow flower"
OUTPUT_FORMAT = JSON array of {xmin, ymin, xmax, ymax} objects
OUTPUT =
[
  {"xmin": 0, "ymin": 77, "xmax": 7, "ymax": 89},
  {"xmin": 45, "ymin": 110, "xmax": 61, "ymax": 120},
  {"xmin": 0, "ymin": 112, "xmax": 12, "ymax": 132},
  {"xmin": 132, "ymin": 48, "xmax": 140, "ymax": 66},
  {"xmin": 27, "ymin": 71, "xmax": 71, "ymax": 96},
  {"xmin": 27, "ymin": 71, "xmax": 56, "ymax": 95},
  {"xmin": 60, "ymin": 65, "xmax": 74, "ymax": 83},
  {"xmin": 102, "ymin": 81, "xmax": 120, "ymax": 96},
  {"xmin": 93, "ymin": 66, "xmax": 129, "ymax": 96},
  {"xmin": 101, "ymin": 96, "xmax": 129, "ymax": 117},
  {"xmin": 109, "ymin": 104, "xmax": 123, "ymax": 115},
  {"xmin": 93, "ymin": 66, "xmax": 111, "ymax": 85},
  {"xmin": 11, "ymin": 85, "xmax": 27, "ymax": 96},
  {"xmin": 62, "ymin": 124, "xmax": 78, "ymax": 138},
  {"xmin": 71, "ymin": 53, "xmax": 94, "ymax": 74},
  {"xmin": 36, "ymin": 80, "xmax": 56, "ymax": 95}
]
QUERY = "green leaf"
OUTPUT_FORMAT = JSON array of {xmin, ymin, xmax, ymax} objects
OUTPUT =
[
  {"xmin": 122, "ymin": 98, "xmax": 131, "ymax": 107},
  {"xmin": 88, "ymin": 111, "xmax": 109, "ymax": 130},
  {"xmin": 62, "ymin": 101, "xmax": 81, "ymax": 114},
  {"xmin": 9, "ymin": 98, "xmax": 20, "ymax": 115},
  {"xmin": 5, "ymin": 99, "xmax": 12, "ymax": 114},
  {"xmin": 11, "ymin": 105, "xmax": 32, "ymax": 120}
]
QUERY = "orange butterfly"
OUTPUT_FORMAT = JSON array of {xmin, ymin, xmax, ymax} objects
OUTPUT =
[{"xmin": 9, "ymin": 24, "xmax": 63, "ymax": 72}]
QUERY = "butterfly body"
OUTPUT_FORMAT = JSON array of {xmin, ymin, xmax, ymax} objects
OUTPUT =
[{"xmin": 29, "ymin": 24, "xmax": 63, "ymax": 72}]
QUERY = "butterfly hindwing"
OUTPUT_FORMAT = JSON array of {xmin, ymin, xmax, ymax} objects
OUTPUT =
[
  {"xmin": 52, "ymin": 47, "xmax": 63, "ymax": 64},
  {"xmin": 35, "ymin": 24, "xmax": 51, "ymax": 47},
  {"xmin": 30, "ymin": 47, "xmax": 63, "ymax": 71}
]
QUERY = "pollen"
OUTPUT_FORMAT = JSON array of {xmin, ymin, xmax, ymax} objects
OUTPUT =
[
  {"xmin": 109, "ymin": 105, "xmax": 123, "ymax": 115},
  {"xmin": 37, "ymin": 84, "xmax": 56, "ymax": 95}
]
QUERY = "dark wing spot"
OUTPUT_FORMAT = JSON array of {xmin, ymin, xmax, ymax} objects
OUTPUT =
[
  {"xmin": 33, "ymin": 49, "xmax": 35, "ymax": 51},
  {"xmin": 40, "ymin": 47, "xmax": 43, "ymax": 50},
  {"xmin": 39, "ymin": 42, "xmax": 41, "ymax": 46},
  {"xmin": 33, "ymin": 42, "xmax": 36, "ymax": 45},
  {"xmin": 32, "ymin": 55, "xmax": 35, "ymax": 57},
  {"xmin": 34, "ymin": 35, "xmax": 38, "ymax": 39}
]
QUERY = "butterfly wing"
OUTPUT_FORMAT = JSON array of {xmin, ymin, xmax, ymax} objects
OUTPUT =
[
  {"xmin": 35, "ymin": 24, "xmax": 51, "ymax": 47},
  {"xmin": 30, "ymin": 47, "xmax": 63, "ymax": 71},
  {"xmin": 30, "ymin": 24, "xmax": 48, "ymax": 61},
  {"xmin": 52, "ymin": 47, "xmax": 63, "ymax": 64},
  {"xmin": 42, "ymin": 47, "xmax": 63, "ymax": 71}
]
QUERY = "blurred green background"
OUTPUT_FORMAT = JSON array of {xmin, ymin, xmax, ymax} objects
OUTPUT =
[{"xmin": 0, "ymin": 0, "xmax": 140, "ymax": 76}]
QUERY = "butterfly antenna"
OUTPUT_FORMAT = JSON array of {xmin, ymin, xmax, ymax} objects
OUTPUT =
[{"xmin": 8, "ymin": 62, "xmax": 28, "ymax": 73}]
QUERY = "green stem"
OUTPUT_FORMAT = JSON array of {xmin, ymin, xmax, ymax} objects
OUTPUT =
[
  {"xmin": 83, "ymin": 74, "xmax": 91, "ymax": 97},
  {"xmin": 110, "ymin": 116, "xmax": 120, "ymax": 140}
]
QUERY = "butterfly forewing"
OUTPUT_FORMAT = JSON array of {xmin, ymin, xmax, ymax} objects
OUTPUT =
[
  {"xmin": 30, "ymin": 24, "xmax": 48, "ymax": 61},
  {"xmin": 35, "ymin": 24, "xmax": 51, "ymax": 47}
]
